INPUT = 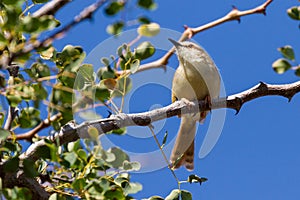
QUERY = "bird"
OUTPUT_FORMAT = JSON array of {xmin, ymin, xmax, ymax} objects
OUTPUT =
[{"xmin": 169, "ymin": 38, "xmax": 221, "ymax": 170}]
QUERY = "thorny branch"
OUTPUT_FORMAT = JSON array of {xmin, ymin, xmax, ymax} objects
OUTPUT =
[{"xmin": 20, "ymin": 81, "xmax": 300, "ymax": 162}]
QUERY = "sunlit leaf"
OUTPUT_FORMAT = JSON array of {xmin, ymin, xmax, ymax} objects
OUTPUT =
[
  {"xmin": 0, "ymin": 128, "xmax": 10, "ymax": 142},
  {"xmin": 107, "ymin": 147, "xmax": 129, "ymax": 169},
  {"xmin": 135, "ymin": 41, "xmax": 155, "ymax": 60},
  {"xmin": 165, "ymin": 189, "xmax": 180, "ymax": 200},
  {"xmin": 272, "ymin": 58, "xmax": 292, "ymax": 74},
  {"xmin": 278, "ymin": 45, "xmax": 295, "ymax": 61},
  {"xmin": 107, "ymin": 21, "xmax": 124, "ymax": 35},
  {"xmin": 287, "ymin": 6, "xmax": 300, "ymax": 20}
]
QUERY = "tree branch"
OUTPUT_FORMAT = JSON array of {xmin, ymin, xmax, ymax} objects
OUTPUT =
[
  {"xmin": 1, "ymin": 168, "xmax": 50, "ymax": 200},
  {"xmin": 19, "ymin": 80, "xmax": 300, "ymax": 162},
  {"xmin": 135, "ymin": 0, "xmax": 273, "ymax": 72},
  {"xmin": 32, "ymin": 0, "xmax": 71, "ymax": 17},
  {"xmin": 9, "ymin": 113, "xmax": 62, "ymax": 141}
]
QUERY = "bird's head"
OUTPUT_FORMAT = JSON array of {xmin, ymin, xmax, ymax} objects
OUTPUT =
[{"xmin": 168, "ymin": 38, "xmax": 206, "ymax": 63}]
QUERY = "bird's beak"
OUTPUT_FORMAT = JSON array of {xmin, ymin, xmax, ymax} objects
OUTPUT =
[{"xmin": 168, "ymin": 38, "xmax": 182, "ymax": 48}]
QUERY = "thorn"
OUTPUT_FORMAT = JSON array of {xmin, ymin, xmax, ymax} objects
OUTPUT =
[
  {"xmin": 262, "ymin": 10, "xmax": 267, "ymax": 16},
  {"xmin": 107, "ymin": 110, "xmax": 112, "ymax": 118},
  {"xmin": 287, "ymin": 94, "xmax": 294, "ymax": 102},
  {"xmin": 258, "ymin": 81, "xmax": 267, "ymax": 89},
  {"xmin": 234, "ymin": 97, "xmax": 242, "ymax": 115},
  {"xmin": 237, "ymin": 18, "xmax": 241, "ymax": 23},
  {"xmin": 183, "ymin": 25, "xmax": 189, "ymax": 30},
  {"xmin": 231, "ymin": 5, "xmax": 238, "ymax": 10}
]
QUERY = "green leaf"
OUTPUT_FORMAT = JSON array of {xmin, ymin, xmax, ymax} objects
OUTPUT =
[
  {"xmin": 272, "ymin": 58, "xmax": 292, "ymax": 74},
  {"xmin": 0, "ymin": 128, "xmax": 10, "ymax": 142},
  {"xmin": 3, "ymin": 157, "xmax": 19, "ymax": 173},
  {"xmin": 19, "ymin": 107, "xmax": 41, "ymax": 129},
  {"xmin": 77, "ymin": 149, "xmax": 88, "ymax": 162},
  {"xmin": 67, "ymin": 140, "xmax": 80, "ymax": 152},
  {"xmin": 137, "ymin": 23, "xmax": 160, "ymax": 37},
  {"xmin": 72, "ymin": 178, "xmax": 87, "ymax": 192},
  {"xmin": 295, "ymin": 66, "xmax": 300, "ymax": 77},
  {"xmin": 111, "ymin": 77, "xmax": 132, "ymax": 97},
  {"xmin": 181, "ymin": 190, "xmax": 192, "ymax": 200},
  {"xmin": 122, "ymin": 160, "xmax": 141, "ymax": 171},
  {"xmin": 278, "ymin": 45, "xmax": 295, "ymax": 61},
  {"xmin": 26, "ymin": 63, "xmax": 50, "ymax": 79},
  {"xmin": 1, "ymin": 0, "xmax": 24, "ymax": 6},
  {"xmin": 7, "ymin": 94, "xmax": 22, "ymax": 107},
  {"xmin": 23, "ymin": 159, "xmax": 38, "ymax": 178},
  {"xmin": 161, "ymin": 131, "xmax": 168, "ymax": 148},
  {"xmin": 106, "ymin": 21, "xmax": 124, "ymax": 35},
  {"xmin": 20, "ymin": 15, "xmax": 59, "ymax": 34},
  {"xmin": 110, "ymin": 127, "xmax": 127, "ymax": 135},
  {"xmin": 107, "ymin": 147, "xmax": 129, "ymax": 169},
  {"xmin": 165, "ymin": 189, "xmax": 180, "ymax": 200},
  {"xmin": 55, "ymin": 45, "xmax": 85, "ymax": 70},
  {"xmin": 130, "ymin": 59, "xmax": 140, "ymax": 74},
  {"xmin": 101, "ymin": 57, "xmax": 110, "ymax": 66},
  {"xmin": 64, "ymin": 151, "xmax": 78, "ymax": 166},
  {"xmin": 94, "ymin": 86, "xmax": 110, "ymax": 102},
  {"xmin": 137, "ymin": 0, "xmax": 157, "ymax": 10},
  {"xmin": 287, "ymin": 6, "xmax": 300, "ymax": 20},
  {"xmin": 105, "ymin": 1, "xmax": 124, "ymax": 16},
  {"xmin": 103, "ymin": 186, "xmax": 125, "ymax": 200},
  {"xmin": 32, "ymin": 83, "xmax": 48, "ymax": 100},
  {"xmin": 135, "ymin": 41, "xmax": 155, "ymax": 60}
]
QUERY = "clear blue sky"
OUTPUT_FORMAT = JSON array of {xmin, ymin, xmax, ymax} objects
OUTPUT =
[{"xmin": 51, "ymin": 0, "xmax": 300, "ymax": 199}]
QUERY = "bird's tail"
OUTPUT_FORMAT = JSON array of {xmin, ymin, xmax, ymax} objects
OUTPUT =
[{"xmin": 170, "ymin": 115, "xmax": 197, "ymax": 170}]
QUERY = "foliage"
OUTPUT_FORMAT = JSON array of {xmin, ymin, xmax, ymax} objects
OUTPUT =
[
  {"xmin": 272, "ymin": 6, "xmax": 300, "ymax": 76},
  {"xmin": 0, "ymin": 0, "xmax": 200, "ymax": 199}
]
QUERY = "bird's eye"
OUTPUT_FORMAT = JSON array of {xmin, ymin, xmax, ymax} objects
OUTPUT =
[{"xmin": 188, "ymin": 44, "xmax": 194, "ymax": 48}]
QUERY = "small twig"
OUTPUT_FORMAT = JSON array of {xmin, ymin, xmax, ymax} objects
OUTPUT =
[{"xmin": 148, "ymin": 125, "xmax": 181, "ymax": 189}]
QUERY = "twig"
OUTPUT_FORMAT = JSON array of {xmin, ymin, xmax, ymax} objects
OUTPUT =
[
  {"xmin": 134, "ymin": 0, "xmax": 273, "ymax": 73},
  {"xmin": 20, "ymin": 80, "xmax": 300, "ymax": 162}
]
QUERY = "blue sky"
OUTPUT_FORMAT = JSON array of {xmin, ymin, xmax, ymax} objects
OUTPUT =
[{"xmin": 50, "ymin": 0, "xmax": 300, "ymax": 199}]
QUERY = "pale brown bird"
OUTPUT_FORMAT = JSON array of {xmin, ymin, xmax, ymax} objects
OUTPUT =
[{"xmin": 169, "ymin": 38, "xmax": 220, "ymax": 170}]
